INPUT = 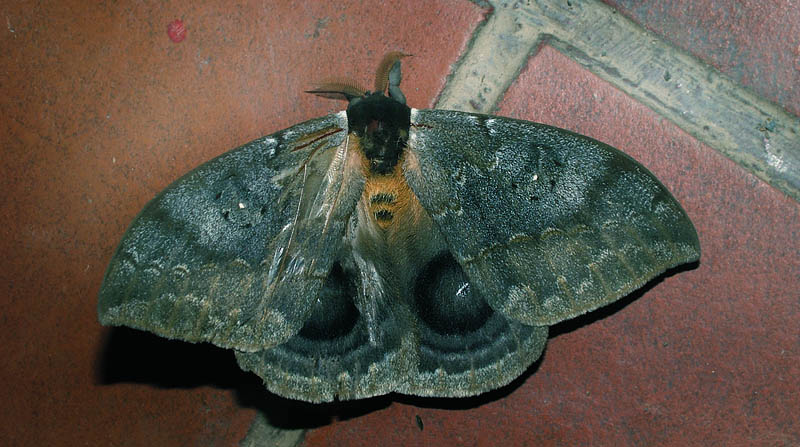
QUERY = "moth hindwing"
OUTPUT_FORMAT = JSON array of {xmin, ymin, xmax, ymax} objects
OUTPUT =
[{"xmin": 99, "ymin": 53, "xmax": 700, "ymax": 403}]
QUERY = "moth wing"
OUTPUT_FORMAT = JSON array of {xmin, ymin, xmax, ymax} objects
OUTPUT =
[
  {"xmin": 235, "ymin": 251, "xmax": 550, "ymax": 402},
  {"xmin": 98, "ymin": 111, "xmax": 367, "ymax": 351},
  {"xmin": 404, "ymin": 109, "xmax": 700, "ymax": 326},
  {"xmin": 233, "ymin": 280, "xmax": 418, "ymax": 402}
]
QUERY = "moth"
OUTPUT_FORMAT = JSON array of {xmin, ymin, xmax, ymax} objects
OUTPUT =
[{"xmin": 99, "ymin": 52, "xmax": 700, "ymax": 403}]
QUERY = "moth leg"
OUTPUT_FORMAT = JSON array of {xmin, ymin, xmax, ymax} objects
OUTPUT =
[
  {"xmin": 352, "ymin": 251, "xmax": 386, "ymax": 346},
  {"xmin": 272, "ymin": 134, "xmax": 338, "ymax": 214},
  {"xmin": 320, "ymin": 133, "xmax": 353, "ymax": 235},
  {"xmin": 261, "ymin": 162, "xmax": 312, "ymax": 292}
]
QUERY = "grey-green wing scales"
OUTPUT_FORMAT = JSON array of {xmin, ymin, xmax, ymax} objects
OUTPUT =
[
  {"xmin": 98, "ymin": 111, "xmax": 366, "ymax": 352},
  {"xmin": 405, "ymin": 109, "xmax": 700, "ymax": 326}
]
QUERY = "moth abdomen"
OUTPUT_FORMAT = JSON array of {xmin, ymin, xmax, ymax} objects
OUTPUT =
[
  {"xmin": 374, "ymin": 208, "xmax": 394, "ymax": 222},
  {"xmin": 361, "ymin": 157, "xmax": 422, "ymax": 232},
  {"xmin": 369, "ymin": 191, "xmax": 397, "ymax": 223},
  {"xmin": 370, "ymin": 192, "xmax": 396, "ymax": 205}
]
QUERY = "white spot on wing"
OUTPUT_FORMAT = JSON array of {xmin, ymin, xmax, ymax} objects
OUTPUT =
[
  {"xmin": 485, "ymin": 118, "xmax": 499, "ymax": 136},
  {"xmin": 408, "ymin": 109, "xmax": 424, "ymax": 148},
  {"xmin": 271, "ymin": 166, "xmax": 297, "ymax": 183},
  {"xmin": 264, "ymin": 137, "xmax": 277, "ymax": 157}
]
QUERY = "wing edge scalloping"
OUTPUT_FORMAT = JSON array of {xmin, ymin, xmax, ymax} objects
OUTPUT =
[{"xmin": 98, "ymin": 111, "xmax": 358, "ymax": 352}]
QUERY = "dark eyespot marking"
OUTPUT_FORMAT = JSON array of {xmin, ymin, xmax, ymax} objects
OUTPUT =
[
  {"xmin": 414, "ymin": 253, "xmax": 493, "ymax": 335},
  {"xmin": 297, "ymin": 263, "xmax": 359, "ymax": 341}
]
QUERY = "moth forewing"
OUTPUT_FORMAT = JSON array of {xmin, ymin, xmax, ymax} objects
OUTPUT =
[
  {"xmin": 98, "ymin": 112, "xmax": 361, "ymax": 352},
  {"xmin": 405, "ymin": 108, "xmax": 700, "ymax": 328}
]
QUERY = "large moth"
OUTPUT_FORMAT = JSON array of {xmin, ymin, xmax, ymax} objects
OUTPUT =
[{"xmin": 99, "ymin": 52, "xmax": 700, "ymax": 403}]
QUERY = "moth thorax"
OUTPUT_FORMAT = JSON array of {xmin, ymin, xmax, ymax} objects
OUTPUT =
[{"xmin": 346, "ymin": 92, "xmax": 411, "ymax": 175}]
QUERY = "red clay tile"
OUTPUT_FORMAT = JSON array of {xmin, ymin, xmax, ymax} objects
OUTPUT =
[{"xmin": 0, "ymin": 1, "xmax": 485, "ymax": 445}]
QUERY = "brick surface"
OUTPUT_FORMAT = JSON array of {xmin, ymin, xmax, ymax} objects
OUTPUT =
[
  {"xmin": 0, "ymin": 1, "xmax": 485, "ymax": 445},
  {"xmin": 2, "ymin": 1, "xmax": 797, "ymax": 446}
]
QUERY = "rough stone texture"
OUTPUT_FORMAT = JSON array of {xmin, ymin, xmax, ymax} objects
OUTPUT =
[{"xmin": 604, "ymin": 0, "xmax": 800, "ymax": 117}]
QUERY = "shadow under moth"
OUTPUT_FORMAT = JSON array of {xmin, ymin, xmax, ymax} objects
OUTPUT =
[{"xmin": 98, "ymin": 52, "xmax": 700, "ymax": 403}]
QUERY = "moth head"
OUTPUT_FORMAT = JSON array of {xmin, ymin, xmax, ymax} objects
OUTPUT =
[
  {"xmin": 305, "ymin": 51, "xmax": 410, "ymax": 105},
  {"xmin": 306, "ymin": 52, "xmax": 412, "ymax": 174}
]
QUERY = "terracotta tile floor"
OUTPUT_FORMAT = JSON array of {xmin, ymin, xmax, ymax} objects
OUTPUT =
[{"xmin": 1, "ymin": 1, "xmax": 797, "ymax": 446}]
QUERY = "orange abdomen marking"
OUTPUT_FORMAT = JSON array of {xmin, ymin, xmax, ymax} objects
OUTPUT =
[{"xmin": 363, "ymin": 156, "xmax": 422, "ymax": 232}]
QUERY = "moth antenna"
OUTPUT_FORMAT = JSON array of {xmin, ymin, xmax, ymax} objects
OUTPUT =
[
  {"xmin": 306, "ymin": 78, "xmax": 367, "ymax": 101},
  {"xmin": 373, "ymin": 51, "xmax": 410, "ymax": 95}
]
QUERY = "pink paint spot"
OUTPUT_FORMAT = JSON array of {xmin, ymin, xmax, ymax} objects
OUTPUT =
[{"xmin": 167, "ymin": 19, "xmax": 186, "ymax": 43}]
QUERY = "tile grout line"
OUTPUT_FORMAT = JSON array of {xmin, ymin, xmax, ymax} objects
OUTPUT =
[{"xmin": 437, "ymin": 0, "xmax": 800, "ymax": 202}]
